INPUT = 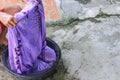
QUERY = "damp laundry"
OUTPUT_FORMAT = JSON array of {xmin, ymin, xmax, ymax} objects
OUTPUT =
[{"xmin": 8, "ymin": 0, "xmax": 56, "ymax": 74}]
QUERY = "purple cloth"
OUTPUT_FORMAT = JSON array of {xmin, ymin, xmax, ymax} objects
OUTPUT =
[{"xmin": 8, "ymin": 0, "xmax": 56, "ymax": 74}]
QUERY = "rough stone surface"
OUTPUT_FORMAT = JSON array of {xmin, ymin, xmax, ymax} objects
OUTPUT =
[
  {"xmin": 60, "ymin": 0, "xmax": 82, "ymax": 18},
  {"xmin": 47, "ymin": 16, "xmax": 120, "ymax": 80},
  {"xmin": 56, "ymin": 0, "xmax": 120, "ymax": 20},
  {"xmin": 1, "ymin": 0, "xmax": 120, "ymax": 80}
]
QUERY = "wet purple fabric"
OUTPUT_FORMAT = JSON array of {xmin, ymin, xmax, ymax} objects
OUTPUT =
[{"xmin": 8, "ymin": 0, "xmax": 56, "ymax": 74}]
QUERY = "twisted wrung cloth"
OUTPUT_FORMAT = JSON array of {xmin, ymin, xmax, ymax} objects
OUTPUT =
[{"xmin": 8, "ymin": 0, "xmax": 56, "ymax": 74}]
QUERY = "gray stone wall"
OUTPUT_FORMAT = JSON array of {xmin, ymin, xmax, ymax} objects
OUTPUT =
[
  {"xmin": 53, "ymin": 0, "xmax": 120, "ymax": 21},
  {"xmin": 46, "ymin": 0, "xmax": 120, "ymax": 80}
]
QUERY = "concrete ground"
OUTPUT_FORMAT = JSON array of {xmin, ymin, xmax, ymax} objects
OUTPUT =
[{"xmin": 1, "ymin": 0, "xmax": 120, "ymax": 80}]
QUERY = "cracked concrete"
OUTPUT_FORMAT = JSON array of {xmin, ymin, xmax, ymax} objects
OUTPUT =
[
  {"xmin": 47, "ymin": 16, "xmax": 120, "ymax": 80},
  {"xmin": 1, "ymin": 0, "xmax": 120, "ymax": 80},
  {"xmin": 45, "ymin": 1, "xmax": 120, "ymax": 80},
  {"xmin": 54, "ymin": 0, "xmax": 120, "ymax": 20}
]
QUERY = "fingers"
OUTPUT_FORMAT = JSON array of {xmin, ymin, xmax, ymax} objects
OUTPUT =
[
  {"xmin": 8, "ymin": 21, "xmax": 16, "ymax": 27},
  {"xmin": 9, "ymin": 19, "xmax": 17, "ymax": 27},
  {"xmin": 0, "ymin": 12, "xmax": 18, "ymax": 28},
  {"xmin": 6, "ymin": 24, "xmax": 12, "ymax": 28},
  {"xmin": 7, "ymin": 17, "xmax": 18, "ymax": 28},
  {"xmin": 12, "ymin": 18, "xmax": 18, "ymax": 24}
]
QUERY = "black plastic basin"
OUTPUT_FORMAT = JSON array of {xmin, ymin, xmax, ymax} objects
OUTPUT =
[{"xmin": 1, "ymin": 38, "xmax": 61, "ymax": 80}]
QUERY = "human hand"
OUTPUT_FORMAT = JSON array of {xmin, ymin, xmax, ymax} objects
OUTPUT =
[{"xmin": 0, "ymin": 12, "xmax": 18, "ymax": 28}]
